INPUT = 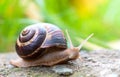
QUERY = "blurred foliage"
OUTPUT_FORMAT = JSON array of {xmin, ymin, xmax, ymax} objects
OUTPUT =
[
  {"xmin": 0, "ymin": 0, "xmax": 38, "ymax": 52},
  {"xmin": 34, "ymin": 0, "xmax": 120, "ymax": 49},
  {"xmin": 0, "ymin": 0, "xmax": 24, "ymax": 52},
  {"xmin": 1, "ymin": 0, "xmax": 120, "ymax": 52}
]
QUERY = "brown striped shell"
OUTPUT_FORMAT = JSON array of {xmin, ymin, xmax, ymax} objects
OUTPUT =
[{"xmin": 16, "ymin": 23, "xmax": 67, "ymax": 60}]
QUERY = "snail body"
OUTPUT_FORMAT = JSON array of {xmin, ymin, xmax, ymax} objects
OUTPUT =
[{"xmin": 10, "ymin": 23, "xmax": 93, "ymax": 67}]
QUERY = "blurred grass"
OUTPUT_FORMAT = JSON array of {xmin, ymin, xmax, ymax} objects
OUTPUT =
[
  {"xmin": 0, "ymin": 0, "xmax": 23, "ymax": 52},
  {"xmin": 0, "ymin": 0, "xmax": 38, "ymax": 52},
  {"xmin": 1, "ymin": 0, "xmax": 120, "ymax": 52},
  {"xmin": 34, "ymin": 0, "xmax": 113, "ymax": 48}
]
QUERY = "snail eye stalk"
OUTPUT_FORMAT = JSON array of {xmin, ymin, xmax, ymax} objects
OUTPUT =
[
  {"xmin": 65, "ymin": 30, "xmax": 73, "ymax": 48},
  {"xmin": 77, "ymin": 33, "xmax": 94, "ymax": 51}
]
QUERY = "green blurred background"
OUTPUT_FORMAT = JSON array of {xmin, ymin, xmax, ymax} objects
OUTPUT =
[{"xmin": 1, "ymin": 0, "xmax": 120, "ymax": 52}]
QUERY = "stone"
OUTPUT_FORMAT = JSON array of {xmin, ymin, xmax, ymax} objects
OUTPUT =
[
  {"xmin": 52, "ymin": 65, "xmax": 73, "ymax": 76},
  {"xmin": 0, "ymin": 50, "xmax": 120, "ymax": 77}
]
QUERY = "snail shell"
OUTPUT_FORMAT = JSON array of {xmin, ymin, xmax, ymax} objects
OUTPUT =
[{"xmin": 16, "ymin": 23, "xmax": 67, "ymax": 60}]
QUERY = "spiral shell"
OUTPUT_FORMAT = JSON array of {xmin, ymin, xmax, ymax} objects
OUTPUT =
[{"xmin": 16, "ymin": 23, "xmax": 67, "ymax": 60}]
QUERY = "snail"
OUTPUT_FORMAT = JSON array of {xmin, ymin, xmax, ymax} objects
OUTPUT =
[{"xmin": 10, "ymin": 23, "xmax": 93, "ymax": 67}]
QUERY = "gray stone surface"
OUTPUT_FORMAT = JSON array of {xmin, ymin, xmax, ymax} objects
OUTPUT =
[
  {"xmin": 52, "ymin": 65, "xmax": 73, "ymax": 76},
  {"xmin": 0, "ymin": 50, "xmax": 120, "ymax": 77}
]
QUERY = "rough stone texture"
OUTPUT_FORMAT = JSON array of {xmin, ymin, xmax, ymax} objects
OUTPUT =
[
  {"xmin": 52, "ymin": 65, "xmax": 73, "ymax": 76},
  {"xmin": 0, "ymin": 50, "xmax": 120, "ymax": 77}
]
